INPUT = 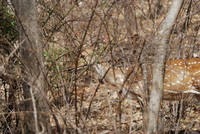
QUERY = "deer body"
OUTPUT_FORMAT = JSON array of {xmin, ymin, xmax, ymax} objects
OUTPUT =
[
  {"xmin": 163, "ymin": 58, "xmax": 200, "ymax": 94},
  {"xmin": 82, "ymin": 48, "xmax": 200, "ymax": 100},
  {"xmin": 93, "ymin": 58, "xmax": 200, "ymax": 100}
]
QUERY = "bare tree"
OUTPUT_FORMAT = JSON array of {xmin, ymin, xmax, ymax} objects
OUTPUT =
[
  {"xmin": 11, "ymin": 0, "xmax": 51, "ymax": 133},
  {"xmin": 147, "ymin": 0, "xmax": 184, "ymax": 134}
]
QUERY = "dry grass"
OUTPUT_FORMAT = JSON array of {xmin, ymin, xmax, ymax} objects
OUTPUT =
[{"xmin": 0, "ymin": 0, "xmax": 200, "ymax": 133}]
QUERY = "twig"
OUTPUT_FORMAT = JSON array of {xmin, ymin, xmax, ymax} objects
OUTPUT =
[{"xmin": 30, "ymin": 85, "xmax": 40, "ymax": 133}]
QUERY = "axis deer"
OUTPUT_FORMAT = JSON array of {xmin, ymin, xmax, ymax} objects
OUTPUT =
[{"xmin": 83, "ymin": 48, "xmax": 200, "ymax": 101}]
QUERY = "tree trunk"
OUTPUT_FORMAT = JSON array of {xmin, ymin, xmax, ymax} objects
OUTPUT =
[
  {"xmin": 123, "ymin": 0, "xmax": 137, "ymax": 38},
  {"xmin": 147, "ymin": 0, "xmax": 184, "ymax": 134},
  {"xmin": 12, "ymin": 0, "xmax": 51, "ymax": 133}
]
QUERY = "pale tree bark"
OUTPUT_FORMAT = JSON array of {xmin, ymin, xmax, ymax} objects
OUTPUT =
[
  {"xmin": 147, "ymin": 0, "xmax": 184, "ymax": 134},
  {"xmin": 12, "ymin": 0, "xmax": 51, "ymax": 133}
]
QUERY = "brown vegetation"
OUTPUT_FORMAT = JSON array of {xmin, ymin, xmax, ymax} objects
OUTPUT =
[{"xmin": 0, "ymin": 0, "xmax": 200, "ymax": 133}]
